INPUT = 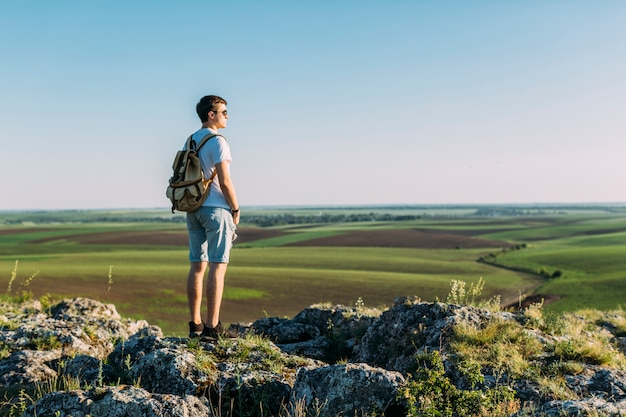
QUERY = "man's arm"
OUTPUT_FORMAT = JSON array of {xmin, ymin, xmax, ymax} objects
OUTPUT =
[{"xmin": 215, "ymin": 161, "xmax": 240, "ymax": 225}]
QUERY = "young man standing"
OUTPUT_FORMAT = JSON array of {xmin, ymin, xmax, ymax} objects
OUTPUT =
[{"xmin": 186, "ymin": 95, "xmax": 240, "ymax": 340}]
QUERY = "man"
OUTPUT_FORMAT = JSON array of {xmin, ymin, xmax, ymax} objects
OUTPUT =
[{"xmin": 186, "ymin": 95, "xmax": 240, "ymax": 340}]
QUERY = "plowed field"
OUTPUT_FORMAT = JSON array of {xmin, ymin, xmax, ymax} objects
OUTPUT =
[{"xmin": 29, "ymin": 227, "xmax": 510, "ymax": 249}]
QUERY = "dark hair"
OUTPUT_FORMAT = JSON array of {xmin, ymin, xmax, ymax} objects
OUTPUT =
[{"xmin": 196, "ymin": 95, "xmax": 228, "ymax": 122}]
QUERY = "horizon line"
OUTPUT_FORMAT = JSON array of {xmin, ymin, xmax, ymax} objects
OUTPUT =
[{"xmin": 2, "ymin": 201, "xmax": 626, "ymax": 213}]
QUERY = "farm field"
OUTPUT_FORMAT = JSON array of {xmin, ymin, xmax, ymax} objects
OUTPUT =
[{"xmin": 1, "ymin": 205, "xmax": 625, "ymax": 335}]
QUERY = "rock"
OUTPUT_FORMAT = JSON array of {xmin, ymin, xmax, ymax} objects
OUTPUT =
[
  {"xmin": 291, "ymin": 363, "xmax": 405, "ymax": 417},
  {"xmin": 204, "ymin": 335, "xmax": 319, "ymax": 416},
  {"xmin": 4, "ymin": 295, "xmax": 626, "ymax": 416},
  {"xmin": 355, "ymin": 297, "xmax": 470, "ymax": 373},
  {"xmin": 0, "ymin": 297, "xmax": 150, "ymax": 391},
  {"xmin": 22, "ymin": 385, "xmax": 210, "ymax": 417},
  {"xmin": 210, "ymin": 369, "xmax": 292, "ymax": 417},
  {"xmin": 252, "ymin": 317, "xmax": 321, "ymax": 344},
  {"xmin": 0, "ymin": 297, "xmax": 150, "ymax": 361},
  {"xmin": 62, "ymin": 354, "xmax": 117, "ymax": 387},
  {"xmin": 252, "ymin": 303, "xmax": 380, "ymax": 363},
  {"xmin": 50, "ymin": 297, "xmax": 122, "ymax": 321},
  {"xmin": 523, "ymin": 398, "xmax": 626, "ymax": 417},
  {"xmin": 0, "ymin": 349, "xmax": 60, "ymax": 386},
  {"xmin": 106, "ymin": 324, "xmax": 319, "ymax": 416},
  {"xmin": 107, "ymin": 325, "xmax": 165, "ymax": 372},
  {"xmin": 131, "ymin": 347, "xmax": 210, "ymax": 396}
]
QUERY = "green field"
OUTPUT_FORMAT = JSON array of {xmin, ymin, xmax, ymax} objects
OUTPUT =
[{"xmin": 1, "ymin": 205, "xmax": 625, "ymax": 335}]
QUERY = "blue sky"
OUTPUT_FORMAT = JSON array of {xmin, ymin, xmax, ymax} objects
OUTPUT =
[{"xmin": 1, "ymin": 1, "xmax": 625, "ymax": 210}]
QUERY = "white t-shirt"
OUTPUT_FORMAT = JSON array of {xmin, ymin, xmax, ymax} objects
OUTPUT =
[{"xmin": 187, "ymin": 128, "xmax": 232, "ymax": 210}]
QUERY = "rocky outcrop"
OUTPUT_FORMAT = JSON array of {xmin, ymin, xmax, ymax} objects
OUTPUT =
[
  {"xmin": 292, "ymin": 363, "xmax": 405, "ymax": 417},
  {"xmin": 25, "ymin": 385, "xmax": 210, "ymax": 417},
  {"xmin": 2, "ymin": 296, "xmax": 626, "ymax": 416}
]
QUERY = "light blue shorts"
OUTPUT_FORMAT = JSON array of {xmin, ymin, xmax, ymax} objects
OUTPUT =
[{"xmin": 186, "ymin": 207, "xmax": 236, "ymax": 263}]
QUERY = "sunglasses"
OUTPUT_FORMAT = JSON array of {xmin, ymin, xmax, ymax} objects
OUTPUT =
[{"xmin": 211, "ymin": 109, "xmax": 228, "ymax": 116}]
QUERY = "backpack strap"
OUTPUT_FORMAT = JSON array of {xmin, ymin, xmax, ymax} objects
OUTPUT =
[
  {"xmin": 188, "ymin": 133, "xmax": 223, "ymax": 182},
  {"xmin": 188, "ymin": 133, "xmax": 224, "ymax": 152}
]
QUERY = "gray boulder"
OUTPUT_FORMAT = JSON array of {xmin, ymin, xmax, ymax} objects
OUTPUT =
[
  {"xmin": 22, "ymin": 385, "xmax": 210, "ymax": 417},
  {"xmin": 354, "ymin": 296, "xmax": 500, "ymax": 373},
  {"xmin": 0, "ymin": 349, "xmax": 60, "ymax": 386},
  {"xmin": 252, "ymin": 303, "xmax": 380, "ymax": 363},
  {"xmin": 291, "ymin": 363, "xmax": 405, "ymax": 417},
  {"xmin": 107, "ymin": 325, "xmax": 165, "ymax": 373},
  {"xmin": 130, "ymin": 347, "xmax": 210, "ymax": 396},
  {"xmin": 62, "ymin": 354, "xmax": 117, "ymax": 387},
  {"xmin": 0, "ymin": 297, "xmax": 149, "ymax": 361}
]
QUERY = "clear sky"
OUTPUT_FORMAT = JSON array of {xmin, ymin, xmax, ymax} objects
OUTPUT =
[{"xmin": 1, "ymin": 1, "xmax": 625, "ymax": 211}]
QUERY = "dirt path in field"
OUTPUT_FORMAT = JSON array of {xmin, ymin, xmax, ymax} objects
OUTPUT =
[
  {"xmin": 502, "ymin": 294, "xmax": 562, "ymax": 310},
  {"xmin": 286, "ymin": 228, "xmax": 513, "ymax": 249},
  {"xmin": 0, "ymin": 227, "xmax": 69, "ymax": 236},
  {"xmin": 27, "ymin": 227, "xmax": 285, "ymax": 246}
]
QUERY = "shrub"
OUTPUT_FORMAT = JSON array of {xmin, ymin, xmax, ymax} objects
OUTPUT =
[
  {"xmin": 451, "ymin": 316, "xmax": 543, "ymax": 379},
  {"xmin": 446, "ymin": 277, "xmax": 500, "ymax": 311},
  {"xmin": 399, "ymin": 351, "xmax": 518, "ymax": 417},
  {"xmin": 31, "ymin": 335, "xmax": 62, "ymax": 351}
]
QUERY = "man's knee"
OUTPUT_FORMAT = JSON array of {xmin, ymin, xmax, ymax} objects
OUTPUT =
[{"xmin": 190, "ymin": 262, "xmax": 207, "ymax": 274}]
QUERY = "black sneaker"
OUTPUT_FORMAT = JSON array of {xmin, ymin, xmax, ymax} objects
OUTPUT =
[
  {"xmin": 188, "ymin": 321, "xmax": 204, "ymax": 339},
  {"xmin": 200, "ymin": 321, "xmax": 238, "ymax": 341}
]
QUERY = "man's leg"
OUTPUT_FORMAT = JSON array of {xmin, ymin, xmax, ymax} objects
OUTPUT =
[
  {"xmin": 187, "ymin": 261, "xmax": 208, "ymax": 325},
  {"xmin": 205, "ymin": 262, "xmax": 228, "ymax": 328}
]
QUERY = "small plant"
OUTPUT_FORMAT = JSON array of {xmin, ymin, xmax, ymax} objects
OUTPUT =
[
  {"xmin": 0, "ymin": 316, "xmax": 18, "ymax": 332},
  {"xmin": 533, "ymin": 373, "xmax": 579, "ymax": 401},
  {"xmin": 0, "ymin": 342, "xmax": 10, "ymax": 361},
  {"xmin": 607, "ymin": 310, "xmax": 626, "ymax": 337},
  {"xmin": 551, "ymin": 338, "xmax": 614, "ymax": 366},
  {"xmin": 546, "ymin": 360, "xmax": 584, "ymax": 377},
  {"xmin": 124, "ymin": 354, "xmax": 132, "ymax": 373},
  {"xmin": 82, "ymin": 324, "xmax": 98, "ymax": 342},
  {"xmin": 446, "ymin": 277, "xmax": 499, "ymax": 310},
  {"xmin": 6, "ymin": 260, "xmax": 18, "ymax": 295},
  {"xmin": 35, "ymin": 373, "xmax": 83, "ymax": 398},
  {"xmin": 12, "ymin": 389, "xmax": 31, "ymax": 417},
  {"xmin": 105, "ymin": 265, "xmax": 114, "ymax": 300},
  {"xmin": 451, "ymin": 316, "xmax": 542, "ymax": 379},
  {"xmin": 280, "ymin": 397, "xmax": 326, "ymax": 417},
  {"xmin": 31, "ymin": 334, "xmax": 62, "ymax": 351},
  {"xmin": 97, "ymin": 360, "xmax": 104, "ymax": 387},
  {"xmin": 2, "ymin": 367, "xmax": 85, "ymax": 417},
  {"xmin": 447, "ymin": 279, "xmax": 469, "ymax": 305},
  {"xmin": 582, "ymin": 307, "xmax": 626, "ymax": 337},
  {"xmin": 545, "ymin": 311, "xmax": 626, "ymax": 369},
  {"xmin": 522, "ymin": 299, "xmax": 545, "ymax": 329},
  {"xmin": 19, "ymin": 270, "xmax": 39, "ymax": 292},
  {"xmin": 194, "ymin": 349, "xmax": 217, "ymax": 373},
  {"xmin": 38, "ymin": 293, "xmax": 53, "ymax": 313},
  {"xmin": 5, "ymin": 260, "xmax": 39, "ymax": 302},
  {"xmin": 399, "ymin": 351, "xmax": 518, "ymax": 417}
]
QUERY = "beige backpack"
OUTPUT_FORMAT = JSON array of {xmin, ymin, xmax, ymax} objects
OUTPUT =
[{"xmin": 166, "ymin": 133, "xmax": 220, "ymax": 213}]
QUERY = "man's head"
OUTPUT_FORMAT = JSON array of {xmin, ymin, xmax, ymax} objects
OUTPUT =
[{"xmin": 196, "ymin": 95, "xmax": 228, "ymax": 123}]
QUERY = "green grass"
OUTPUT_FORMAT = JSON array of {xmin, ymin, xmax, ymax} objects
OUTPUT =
[
  {"xmin": 1, "ymin": 245, "xmax": 533, "ymax": 334},
  {"xmin": 2, "ymin": 207, "xmax": 626, "ymax": 334},
  {"xmin": 481, "ymin": 215, "xmax": 626, "ymax": 242},
  {"xmin": 492, "ymin": 231, "xmax": 626, "ymax": 312},
  {"xmin": 2, "ymin": 252, "xmax": 526, "ymax": 333}
]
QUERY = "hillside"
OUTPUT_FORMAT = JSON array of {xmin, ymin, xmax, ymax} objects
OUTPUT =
[{"xmin": 1, "ymin": 290, "xmax": 626, "ymax": 416}]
